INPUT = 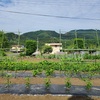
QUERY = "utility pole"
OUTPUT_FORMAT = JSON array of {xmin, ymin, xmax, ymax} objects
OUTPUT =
[
  {"xmin": 18, "ymin": 30, "xmax": 20, "ymax": 46},
  {"xmin": 96, "ymin": 29, "xmax": 99, "ymax": 48},
  {"xmin": 59, "ymin": 30, "xmax": 61, "ymax": 43},
  {"xmin": 83, "ymin": 36, "xmax": 86, "ymax": 49},
  {"xmin": 17, "ymin": 30, "xmax": 20, "ymax": 53},
  {"xmin": 65, "ymin": 41, "xmax": 66, "ymax": 49},
  {"xmin": 74, "ymin": 30, "xmax": 78, "ymax": 49},
  {"xmin": 36, "ymin": 37, "xmax": 39, "ymax": 51}
]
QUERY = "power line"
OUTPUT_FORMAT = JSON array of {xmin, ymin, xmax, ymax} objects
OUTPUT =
[{"xmin": 0, "ymin": 10, "xmax": 100, "ymax": 20}]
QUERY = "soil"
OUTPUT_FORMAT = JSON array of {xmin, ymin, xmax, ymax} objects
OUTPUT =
[
  {"xmin": 0, "ymin": 77, "xmax": 100, "ymax": 86},
  {"xmin": 18, "ymin": 56, "xmax": 100, "ymax": 63},
  {"xmin": 0, "ymin": 94, "xmax": 100, "ymax": 100},
  {"xmin": 18, "ymin": 57, "xmax": 60, "ymax": 63}
]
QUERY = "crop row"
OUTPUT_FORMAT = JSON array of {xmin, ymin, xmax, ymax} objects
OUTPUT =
[{"xmin": 0, "ymin": 60, "xmax": 100, "ymax": 73}]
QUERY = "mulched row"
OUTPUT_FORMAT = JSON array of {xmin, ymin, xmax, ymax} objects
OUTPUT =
[{"xmin": 0, "ymin": 84, "xmax": 100, "ymax": 96}]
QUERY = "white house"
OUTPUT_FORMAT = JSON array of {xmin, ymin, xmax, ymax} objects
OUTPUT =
[
  {"xmin": 10, "ymin": 45, "xmax": 24, "ymax": 53},
  {"xmin": 45, "ymin": 43, "xmax": 62, "ymax": 54}
]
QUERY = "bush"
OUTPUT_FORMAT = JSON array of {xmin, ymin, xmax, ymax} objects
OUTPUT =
[
  {"xmin": 83, "ymin": 53, "xmax": 100, "ymax": 59},
  {"xmin": 0, "ymin": 50, "xmax": 6, "ymax": 56},
  {"xmin": 20, "ymin": 52, "xmax": 26, "ymax": 57},
  {"xmin": 25, "ymin": 40, "xmax": 36, "ymax": 56},
  {"xmin": 47, "ymin": 54, "xmax": 56, "ymax": 59},
  {"xmin": 42, "ymin": 45, "xmax": 52, "ymax": 54}
]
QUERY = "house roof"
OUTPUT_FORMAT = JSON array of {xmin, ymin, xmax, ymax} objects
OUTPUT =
[
  {"xmin": 11, "ymin": 45, "xmax": 23, "ymax": 48},
  {"xmin": 46, "ymin": 43, "xmax": 62, "ymax": 46},
  {"xmin": 32, "ymin": 50, "xmax": 41, "ymax": 56}
]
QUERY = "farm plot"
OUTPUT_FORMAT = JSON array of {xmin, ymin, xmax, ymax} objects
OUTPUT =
[{"xmin": 0, "ymin": 57, "xmax": 100, "ymax": 99}]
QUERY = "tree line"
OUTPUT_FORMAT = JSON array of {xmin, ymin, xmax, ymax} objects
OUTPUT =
[{"xmin": 0, "ymin": 30, "xmax": 100, "ymax": 56}]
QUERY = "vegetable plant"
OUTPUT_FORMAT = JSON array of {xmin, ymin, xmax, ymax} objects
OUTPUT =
[
  {"xmin": 85, "ymin": 80, "xmax": 92, "ymax": 91},
  {"xmin": 14, "ymin": 67, "xmax": 18, "ymax": 78},
  {"xmin": 25, "ymin": 77, "xmax": 30, "ymax": 89},
  {"xmin": 65, "ymin": 77, "xmax": 71, "ymax": 90},
  {"xmin": 0, "ymin": 68, "xmax": 5, "ymax": 78},
  {"xmin": 44, "ymin": 78, "xmax": 51, "ymax": 90},
  {"xmin": 5, "ymin": 73, "xmax": 12, "ymax": 89},
  {"xmin": 32, "ymin": 69, "xmax": 39, "ymax": 77},
  {"xmin": 45, "ymin": 68, "xmax": 54, "ymax": 77}
]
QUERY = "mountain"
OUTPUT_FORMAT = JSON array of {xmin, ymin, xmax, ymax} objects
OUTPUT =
[
  {"xmin": 65, "ymin": 29, "xmax": 100, "ymax": 39},
  {"xmin": 5, "ymin": 32, "xmax": 19, "ymax": 45},
  {"xmin": 5, "ymin": 29, "xmax": 100, "ymax": 47},
  {"xmin": 6, "ymin": 32, "xmax": 18, "ymax": 41},
  {"xmin": 21, "ymin": 30, "xmax": 60, "ymax": 40},
  {"xmin": 21, "ymin": 30, "xmax": 63, "ymax": 45}
]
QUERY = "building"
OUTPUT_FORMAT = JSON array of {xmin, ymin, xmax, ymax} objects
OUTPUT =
[
  {"xmin": 10, "ymin": 45, "xmax": 24, "ymax": 53},
  {"xmin": 32, "ymin": 50, "xmax": 41, "ymax": 56},
  {"xmin": 45, "ymin": 43, "xmax": 62, "ymax": 54}
]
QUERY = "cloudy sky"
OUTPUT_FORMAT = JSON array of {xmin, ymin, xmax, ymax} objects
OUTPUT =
[{"xmin": 0, "ymin": 0, "xmax": 100, "ymax": 33}]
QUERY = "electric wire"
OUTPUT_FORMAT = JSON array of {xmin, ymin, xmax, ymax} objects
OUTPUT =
[{"xmin": 0, "ymin": 10, "xmax": 100, "ymax": 20}]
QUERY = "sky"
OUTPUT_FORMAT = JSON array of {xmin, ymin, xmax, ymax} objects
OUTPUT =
[{"xmin": 0, "ymin": 0, "xmax": 100, "ymax": 34}]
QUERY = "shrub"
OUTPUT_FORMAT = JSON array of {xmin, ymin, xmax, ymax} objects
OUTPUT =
[{"xmin": 20, "ymin": 52, "xmax": 26, "ymax": 57}]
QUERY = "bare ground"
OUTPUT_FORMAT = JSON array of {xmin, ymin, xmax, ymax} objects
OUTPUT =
[
  {"xmin": 0, "ymin": 77, "xmax": 100, "ymax": 86},
  {"xmin": 0, "ymin": 94, "xmax": 100, "ymax": 100}
]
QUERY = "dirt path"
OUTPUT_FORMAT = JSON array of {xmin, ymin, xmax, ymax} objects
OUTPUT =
[
  {"xmin": 0, "ymin": 77, "xmax": 100, "ymax": 86},
  {"xmin": 0, "ymin": 94, "xmax": 100, "ymax": 100}
]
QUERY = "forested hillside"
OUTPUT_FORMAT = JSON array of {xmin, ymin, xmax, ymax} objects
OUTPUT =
[{"xmin": 5, "ymin": 29, "xmax": 100, "ymax": 48}]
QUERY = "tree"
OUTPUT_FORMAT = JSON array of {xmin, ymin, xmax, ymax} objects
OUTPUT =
[
  {"xmin": 0, "ymin": 31, "xmax": 9, "ymax": 48},
  {"xmin": 42, "ymin": 45, "xmax": 52, "ymax": 54},
  {"xmin": 74, "ymin": 38, "xmax": 84, "ymax": 49},
  {"xmin": 25, "ymin": 40, "xmax": 37, "ymax": 56}
]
